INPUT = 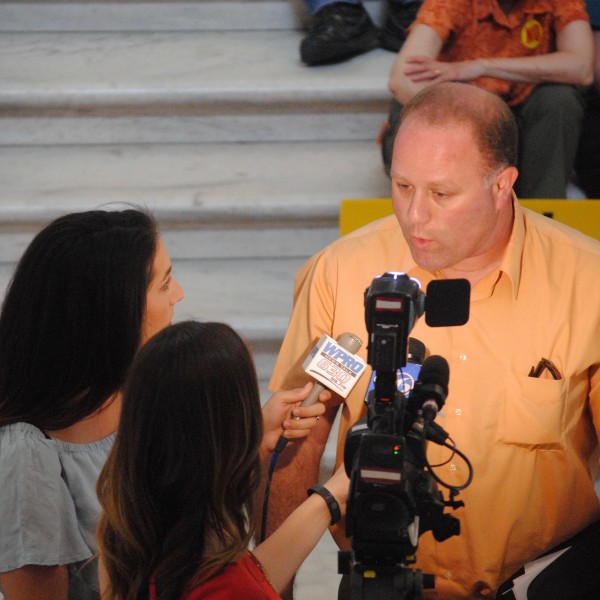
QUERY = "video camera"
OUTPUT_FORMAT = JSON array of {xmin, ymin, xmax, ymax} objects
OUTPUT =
[{"xmin": 339, "ymin": 273, "xmax": 473, "ymax": 600}]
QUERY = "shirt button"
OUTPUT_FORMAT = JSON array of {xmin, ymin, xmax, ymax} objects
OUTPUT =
[
  {"xmin": 454, "ymin": 408, "xmax": 462, "ymax": 416},
  {"xmin": 444, "ymin": 571, "xmax": 453, "ymax": 580},
  {"xmin": 449, "ymin": 464, "xmax": 457, "ymax": 472},
  {"xmin": 459, "ymin": 353, "xmax": 467, "ymax": 361}
]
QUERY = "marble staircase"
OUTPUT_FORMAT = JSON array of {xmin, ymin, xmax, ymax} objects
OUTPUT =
[
  {"xmin": 0, "ymin": 6, "xmax": 400, "ymax": 595},
  {"xmin": 0, "ymin": 1, "xmax": 396, "ymax": 401}
]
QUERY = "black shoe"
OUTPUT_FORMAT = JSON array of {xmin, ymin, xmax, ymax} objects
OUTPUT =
[
  {"xmin": 300, "ymin": 2, "xmax": 380, "ymax": 66},
  {"xmin": 380, "ymin": 1, "xmax": 422, "ymax": 53}
]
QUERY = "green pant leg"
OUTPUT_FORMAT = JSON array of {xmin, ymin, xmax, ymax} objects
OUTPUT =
[{"xmin": 512, "ymin": 84, "xmax": 585, "ymax": 199}]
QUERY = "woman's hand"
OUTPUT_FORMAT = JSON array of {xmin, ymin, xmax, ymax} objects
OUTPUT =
[{"xmin": 261, "ymin": 382, "xmax": 331, "ymax": 454}]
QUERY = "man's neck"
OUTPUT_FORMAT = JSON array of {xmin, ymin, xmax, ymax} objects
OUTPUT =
[{"xmin": 441, "ymin": 198, "xmax": 515, "ymax": 288}]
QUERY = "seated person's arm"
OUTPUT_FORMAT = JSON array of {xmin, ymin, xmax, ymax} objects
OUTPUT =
[
  {"xmin": 399, "ymin": 20, "xmax": 594, "ymax": 90},
  {"xmin": 0, "ymin": 565, "xmax": 68, "ymax": 600},
  {"xmin": 475, "ymin": 20, "xmax": 594, "ymax": 86},
  {"xmin": 389, "ymin": 24, "xmax": 444, "ymax": 104}
]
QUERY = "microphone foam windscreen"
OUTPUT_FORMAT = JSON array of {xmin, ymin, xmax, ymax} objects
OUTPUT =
[
  {"xmin": 408, "ymin": 337, "xmax": 426, "ymax": 364},
  {"xmin": 420, "ymin": 355, "xmax": 449, "ymax": 390},
  {"xmin": 425, "ymin": 279, "xmax": 470, "ymax": 327}
]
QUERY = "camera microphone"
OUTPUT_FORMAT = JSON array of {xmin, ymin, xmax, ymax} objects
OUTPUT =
[
  {"xmin": 408, "ymin": 355, "xmax": 449, "ymax": 425},
  {"xmin": 408, "ymin": 337, "xmax": 426, "ymax": 364}
]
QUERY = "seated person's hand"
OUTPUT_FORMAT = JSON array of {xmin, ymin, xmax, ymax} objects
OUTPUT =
[
  {"xmin": 404, "ymin": 55, "xmax": 484, "ymax": 84},
  {"xmin": 261, "ymin": 382, "xmax": 330, "ymax": 453}
]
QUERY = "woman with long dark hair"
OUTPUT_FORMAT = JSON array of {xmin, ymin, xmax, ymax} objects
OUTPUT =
[
  {"xmin": 0, "ymin": 209, "xmax": 184, "ymax": 600},
  {"xmin": 97, "ymin": 321, "xmax": 348, "ymax": 600}
]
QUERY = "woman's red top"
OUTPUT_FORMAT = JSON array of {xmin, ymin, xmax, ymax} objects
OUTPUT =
[{"xmin": 149, "ymin": 553, "xmax": 281, "ymax": 599}]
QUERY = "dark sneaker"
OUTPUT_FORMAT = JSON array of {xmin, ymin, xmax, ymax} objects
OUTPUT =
[
  {"xmin": 300, "ymin": 2, "xmax": 380, "ymax": 66},
  {"xmin": 380, "ymin": 1, "xmax": 422, "ymax": 53}
]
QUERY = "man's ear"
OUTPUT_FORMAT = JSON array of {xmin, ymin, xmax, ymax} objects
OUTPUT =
[{"xmin": 494, "ymin": 166, "xmax": 519, "ymax": 208}]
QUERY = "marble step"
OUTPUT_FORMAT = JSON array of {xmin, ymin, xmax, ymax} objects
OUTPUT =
[
  {"xmin": 2, "ymin": 111, "xmax": 388, "ymax": 146},
  {"xmin": 0, "ymin": 140, "xmax": 391, "ymax": 224},
  {"xmin": 0, "ymin": 21, "xmax": 396, "ymax": 223},
  {"xmin": 0, "ymin": 30, "xmax": 394, "ymax": 116},
  {"xmin": 0, "ymin": 0, "xmax": 383, "ymax": 33},
  {"xmin": 0, "ymin": 0, "xmax": 309, "ymax": 33}
]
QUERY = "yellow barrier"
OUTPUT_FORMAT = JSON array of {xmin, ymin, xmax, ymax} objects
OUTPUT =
[{"xmin": 339, "ymin": 198, "xmax": 600, "ymax": 240}]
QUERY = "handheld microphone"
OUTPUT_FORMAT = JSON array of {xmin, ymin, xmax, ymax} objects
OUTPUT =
[
  {"xmin": 264, "ymin": 334, "xmax": 364, "ymax": 540},
  {"xmin": 300, "ymin": 332, "xmax": 365, "ymax": 409}
]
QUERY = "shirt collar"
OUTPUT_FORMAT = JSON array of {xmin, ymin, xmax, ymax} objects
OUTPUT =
[{"xmin": 498, "ymin": 190, "xmax": 524, "ymax": 300}]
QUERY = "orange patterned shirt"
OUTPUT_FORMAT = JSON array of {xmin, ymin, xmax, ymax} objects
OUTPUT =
[{"xmin": 415, "ymin": 0, "xmax": 589, "ymax": 106}]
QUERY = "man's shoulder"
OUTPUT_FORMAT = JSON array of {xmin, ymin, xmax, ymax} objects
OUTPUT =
[
  {"xmin": 523, "ymin": 207, "xmax": 600, "ymax": 263},
  {"xmin": 324, "ymin": 214, "xmax": 404, "ymax": 256}
]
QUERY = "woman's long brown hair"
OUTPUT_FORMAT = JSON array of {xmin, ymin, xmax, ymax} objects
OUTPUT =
[{"xmin": 97, "ymin": 321, "xmax": 263, "ymax": 599}]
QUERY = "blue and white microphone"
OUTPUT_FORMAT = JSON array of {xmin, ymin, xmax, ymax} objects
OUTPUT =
[{"xmin": 300, "ymin": 331, "xmax": 366, "ymax": 408}]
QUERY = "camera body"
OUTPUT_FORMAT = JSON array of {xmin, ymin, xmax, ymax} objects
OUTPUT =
[
  {"xmin": 344, "ymin": 425, "xmax": 448, "ymax": 566},
  {"xmin": 342, "ymin": 272, "xmax": 463, "ymax": 584}
]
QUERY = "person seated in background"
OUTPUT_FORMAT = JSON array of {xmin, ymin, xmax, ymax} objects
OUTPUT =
[
  {"xmin": 589, "ymin": 0, "xmax": 600, "ymax": 88},
  {"xmin": 97, "ymin": 320, "xmax": 348, "ymax": 600},
  {"xmin": 574, "ymin": 0, "xmax": 600, "ymax": 198},
  {"xmin": 300, "ymin": 0, "xmax": 422, "ymax": 65},
  {"xmin": 382, "ymin": 0, "xmax": 594, "ymax": 199}
]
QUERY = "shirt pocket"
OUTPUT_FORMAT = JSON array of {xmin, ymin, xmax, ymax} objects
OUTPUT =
[{"xmin": 496, "ymin": 374, "xmax": 568, "ymax": 450}]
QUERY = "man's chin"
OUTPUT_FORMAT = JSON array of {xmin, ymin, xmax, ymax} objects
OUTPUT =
[{"xmin": 409, "ymin": 247, "xmax": 446, "ymax": 273}]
